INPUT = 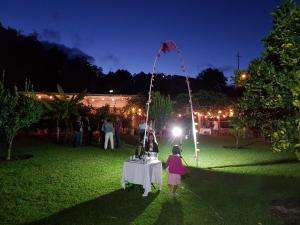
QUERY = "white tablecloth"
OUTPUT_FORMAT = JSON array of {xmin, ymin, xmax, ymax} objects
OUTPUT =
[
  {"xmin": 199, "ymin": 128, "xmax": 212, "ymax": 135},
  {"xmin": 121, "ymin": 159, "xmax": 162, "ymax": 196}
]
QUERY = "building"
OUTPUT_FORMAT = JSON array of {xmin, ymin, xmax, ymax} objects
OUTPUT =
[{"xmin": 34, "ymin": 92, "xmax": 133, "ymax": 110}]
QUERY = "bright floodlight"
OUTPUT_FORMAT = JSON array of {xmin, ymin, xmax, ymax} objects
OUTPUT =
[{"xmin": 172, "ymin": 127, "xmax": 182, "ymax": 137}]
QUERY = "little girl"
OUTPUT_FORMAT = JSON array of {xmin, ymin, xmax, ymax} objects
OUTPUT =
[{"xmin": 166, "ymin": 145, "xmax": 187, "ymax": 197}]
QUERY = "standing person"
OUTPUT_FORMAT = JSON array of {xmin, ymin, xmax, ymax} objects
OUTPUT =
[
  {"xmin": 102, "ymin": 118, "xmax": 114, "ymax": 150},
  {"xmin": 83, "ymin": 116, "xmax": 92, "ymax": 145},
  {"xmin": 99, "ymin": 119, "xmax": 106, "ymax": 148},
  {"xmin": 145, "ymin": 133, "xmax": 158, "ymax": 153},
  {"xmin": 73, "ymin": 116, "xmax": 83, "ymax": 147},
  {"xmin": 114, "ymin": 117, "xmax": 123, "ymax": 148},
  {"xmin": 166, "ymin": 145, "xmax": 187, "ymax": 198},
  {"xmin": 138, "ymin": 120, "xmax": 146, "ymax": 142},
  {"xmin": 213, "ymin": 120, "xmax": 219, "ymax": 135}
]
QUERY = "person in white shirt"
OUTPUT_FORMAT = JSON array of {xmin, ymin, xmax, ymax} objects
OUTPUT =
[{"xmin": 102, "ymin": 118, "xmax": 114, "ymax": 150}]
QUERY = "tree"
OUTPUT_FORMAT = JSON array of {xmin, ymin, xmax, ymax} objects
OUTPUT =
[
  {"xmin": 229, "ymin": 106, "xmax": 247, "ymax": 149},
  {"xmin": 0, "ymin": 81, "xmax": 43, "ymax": 160},
  {"xmin": 102, "ymin": 69, "xmax": 134, "ymax": 94},
  {"xmin": 197, "ymin": 68, "xmax": 228, "ymax": 92},
  {"xmin": 149, "ymin": 92, "xmax": 174, "ymax": 132},
  {"xmin": 234, "ymin": 0, "xmax": 300, "ymax": 159},
  {"xmin": 174, "ymin": 90, "xmax": 233, "ymax": 113},
  {"xmin": 0, "ymin": 24, "xmax": 99, "ymax": 93},
  {"xmin": 43, "ymin": 84, "xmax": 87, "ymax": 143},
  {"xmin": 94, "ymin": 104, "xmax": 110, "ymax": 130},
  {"xmin": 123, "ymin": 94, "xmax": 147, "ymax": 114}
]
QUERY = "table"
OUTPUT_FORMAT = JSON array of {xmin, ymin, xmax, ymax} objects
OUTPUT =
[
  {"xmin": 121, "ymin": 159, "xmax": 162, "ymax": 197},
  {"xmin": 199, "ymin": 128, "xmax": 212, "ymax": 135}
]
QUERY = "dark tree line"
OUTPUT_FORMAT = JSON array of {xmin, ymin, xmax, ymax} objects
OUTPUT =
[{"xmin": 0, "ymin": 23, "xmax": 234, "ymax": 97}]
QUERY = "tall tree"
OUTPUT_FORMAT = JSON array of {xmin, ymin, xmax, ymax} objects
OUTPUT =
[
  {"xmin": 235, "ymin": 0, "xmax": 300, "ymax": 159},
  {"xmin": 43, "ymin": 84, "xmax": 87, "ymax": 143},
  {"xmin": 0, "ymin": 24, "xmax": 99, "ymax": 92},
  {"xmin": 197, "ymin": 68, "xmax": 228, "ymax": 92},
  {"xmin": 149, "ymin": 92, "xmax": 174, "ymax": 132},
  {"xmin": 174, "ymin": 90, "xmax": 232, "ymax": 113}
]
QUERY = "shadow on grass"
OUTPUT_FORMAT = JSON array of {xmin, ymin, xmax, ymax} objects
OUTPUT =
[
  {"xmin": 24, "ymin": 188, "xmax": 159, "ymax": 225},
  {"xmin": 153, "ymin": 200, "xmax": 183, "ymax": 225},
  {"xmin": 204, "ymin": 158, "xmax": 298, "ymax": 169},
  {"xmin": 222, "ymin": 140, "xmax": 264, "ymax": 149},
  {"xmin": 181, "ymin": 167, "xmax": 300, "ymax": 225}
]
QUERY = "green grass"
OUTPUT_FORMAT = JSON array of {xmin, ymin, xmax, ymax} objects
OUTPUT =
[{"xmin": 0, "ymin": 135, "xmax": 299, "ymax": 225}]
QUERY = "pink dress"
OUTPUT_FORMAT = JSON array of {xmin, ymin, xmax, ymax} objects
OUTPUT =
[{"xmin": 166, "ymin": 155, "xmax": 186, "ymax": 185}]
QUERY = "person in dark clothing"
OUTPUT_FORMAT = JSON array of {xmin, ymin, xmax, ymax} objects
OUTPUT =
[
  {"xmin": 73, "ymin": 116, "xmax": 83, "ymax": 147},
  {"xmin": 114, "ymin": 117, "xmax": 123, "ymax": 148},
  {"xmin": 83, "ymin": 116, "xmax": 92, "ymax": 145},
  {"xmin": 145, "ymin": 133, "xmax": 159, "ymax": 153},
  {"xmin": 99, "ymin": 119, "xmax": 106, "ymax": 148}
]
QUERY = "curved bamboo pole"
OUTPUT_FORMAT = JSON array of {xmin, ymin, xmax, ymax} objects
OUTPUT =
[{"xmin": 144, "ymin": 41, "xmax": 200, "ymax": 167}]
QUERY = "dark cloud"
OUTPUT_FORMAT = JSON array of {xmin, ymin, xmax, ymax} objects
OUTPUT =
[
  {"xmin": 218, "ymin": 65, "xmax": 234, "ymax": 72},
  {"xmin": 41, "ymin": 41, "xmax": 95, "ymax": 63},
  {"xmin": 98, "ymin": 53, "xmax": 121, "ymax": 72},
  {"xmin": 70, "ymin": 33, "xmax": 83, "ymax": 48},
  {"xmin": 100, "ymin": 54, "xmax": 120, "ymax": 66},
  {"xmin": 41, "ymin": 29, "xmax": 61, "ymax": 42}
]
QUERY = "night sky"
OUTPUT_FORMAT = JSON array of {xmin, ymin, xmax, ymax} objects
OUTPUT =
[{"xmin": 0, "ymin": 0, "xmax": 283, "ymax": 78}]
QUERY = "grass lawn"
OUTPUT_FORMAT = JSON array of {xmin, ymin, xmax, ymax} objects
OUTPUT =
[{"xmin": 0, "ymin": 135, "xmax": 299, "ymax": 225}]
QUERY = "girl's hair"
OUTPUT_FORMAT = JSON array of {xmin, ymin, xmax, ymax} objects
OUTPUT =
[
  {"xmin": 147, "ymin": 132, "xmax": 158, "ymax": 144},
  {"xmin": 172, "ymin": 145, "xmax": 182, "ymax": 155}
]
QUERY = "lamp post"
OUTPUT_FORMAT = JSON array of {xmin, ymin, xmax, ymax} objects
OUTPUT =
[{"xmin": 240, "ymin": 73, "xmax": 248, "ymax": 80}]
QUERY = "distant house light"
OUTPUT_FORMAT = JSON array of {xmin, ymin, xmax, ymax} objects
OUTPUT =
[
  {"xmin": 109, "ymin": 90, "xmax": 113, "ymax": 93},
  {"xmin": 240, "ymin": 73, "xmax": 248, "ymax": 80}
]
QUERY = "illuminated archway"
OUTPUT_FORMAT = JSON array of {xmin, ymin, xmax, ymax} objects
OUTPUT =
[{"xmin": 143, "ymin": 41, "xmax": 200, "ymax": 167}]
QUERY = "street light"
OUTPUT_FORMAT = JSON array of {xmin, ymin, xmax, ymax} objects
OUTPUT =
[
  {"xmin": 240, "ymin": 73, "xmax": 248, "ymax": 80},
  {"xmin": 172, "ymin": 126, "xmax": 183, "ymax": 137}
]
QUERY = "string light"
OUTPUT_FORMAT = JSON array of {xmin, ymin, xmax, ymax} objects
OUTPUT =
[{"xmin": 186, "ymin": 109, "xmax": 234, "ymax": 119}]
